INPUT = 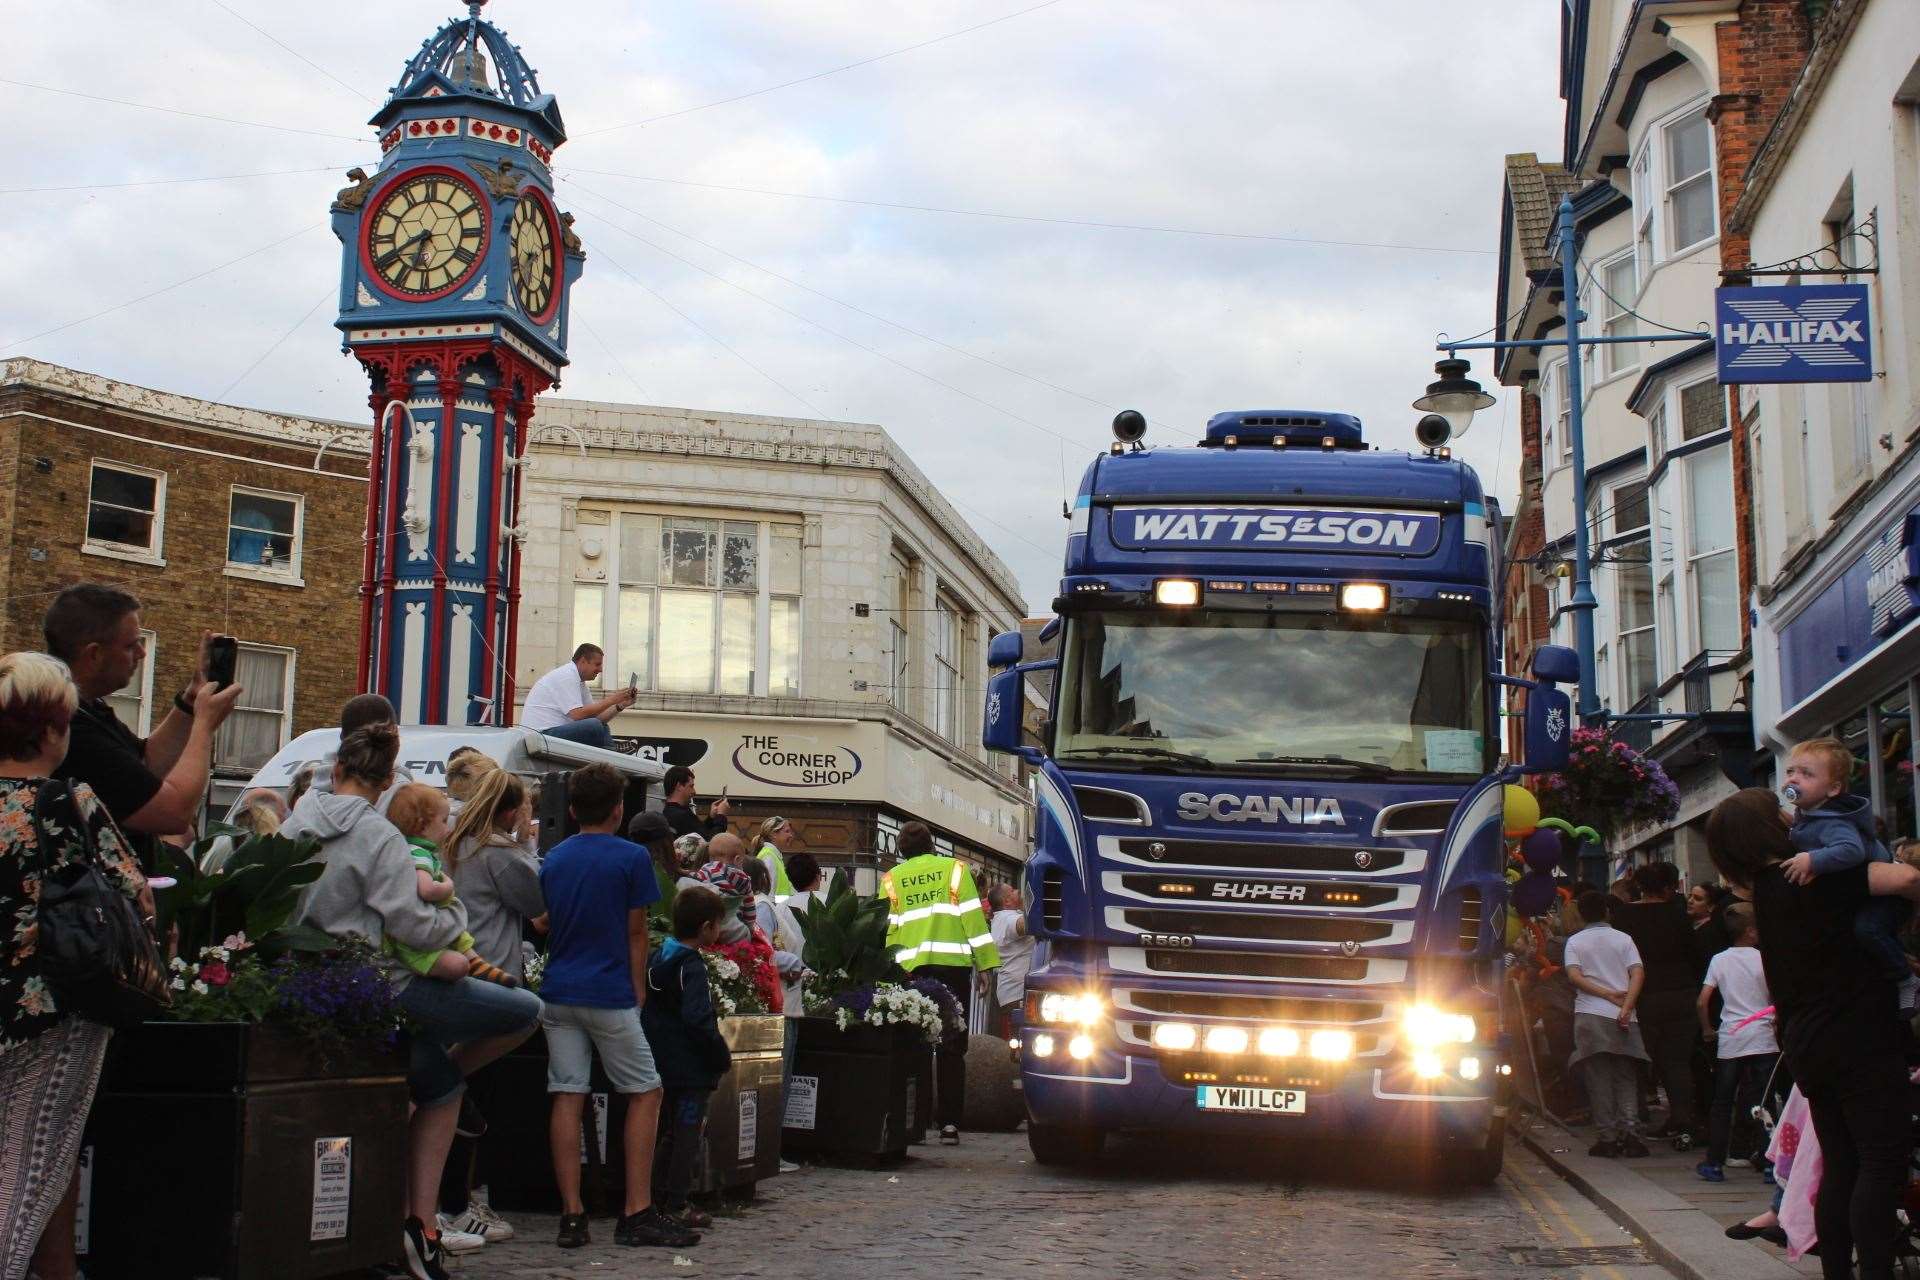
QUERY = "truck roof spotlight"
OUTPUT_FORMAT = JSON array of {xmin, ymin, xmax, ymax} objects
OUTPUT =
[
  {"xmin": 1339, "ymin": 582, "xmax": 1388, "ymax": 612},
  {"xmin": 1155, "ymin": 579, "xmax": 1200, "ymax": 607}
]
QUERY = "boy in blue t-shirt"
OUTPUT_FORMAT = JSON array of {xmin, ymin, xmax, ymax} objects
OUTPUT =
[{"xmin": 538, "ymin": 765, "xmax": 697, "ymax": 1251}]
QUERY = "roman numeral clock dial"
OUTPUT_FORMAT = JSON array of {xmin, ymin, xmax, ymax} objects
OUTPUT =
[
  {"xmin": 509, "ymin": 190, "xmax": 559, "ymax": 321},
  {"xmin": 365, "ymin": 171, "xmax": 487, "ymax": 297}
]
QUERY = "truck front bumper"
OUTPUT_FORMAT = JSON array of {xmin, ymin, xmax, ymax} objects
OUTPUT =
[{"xmin": 1021, "ymin": 1045, "xmax": 1503, "ymax": 1148}]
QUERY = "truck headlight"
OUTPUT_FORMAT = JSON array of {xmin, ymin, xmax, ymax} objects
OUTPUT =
[
  {"xmin": 1258, "ymin": 1027, "xmax": 1300, "ymax": 1057},
  {"xmin": 1151, "ymin": 1022, "xmax": 1198, "ymax": 1050},
  {"xmin": 1308, "ymin": 1030, "xmax": 1354, "ymax": 1061},
  {"xmin": 1037, "ymin": 993, "xmax": 1104, "ymax": 1027},
  {"xmin": 1202, "ymin": 1025, "xmax": 1250, "ymax": 1054},
  {"xmin": 1402, "ymin": 1004, "xmax": 1476, "ymax": 1049}
]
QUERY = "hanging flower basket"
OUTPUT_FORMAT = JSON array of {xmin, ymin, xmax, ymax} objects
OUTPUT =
[{"xmin": 1533, "ymin": 727, "xmax": 1680, "ymax": 841}]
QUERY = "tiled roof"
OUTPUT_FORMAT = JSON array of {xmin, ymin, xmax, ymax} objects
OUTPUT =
[{"xmin": 1504, "ymin": 153, "xmax": 1580, "ymax": 275}]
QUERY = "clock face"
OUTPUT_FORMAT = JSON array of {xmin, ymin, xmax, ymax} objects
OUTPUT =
[
  {"xmin": 509, "ymin": 190, "xmax": 559, "ymax": 320},
  {"xmin": 364, "ymin": 171, "xmax": 487, "ymax": 299}
]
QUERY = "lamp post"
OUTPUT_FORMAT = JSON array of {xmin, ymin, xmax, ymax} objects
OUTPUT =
[{"xmin": 1427, "ymin": 196, "xmax": 1707, "ymax": 724}]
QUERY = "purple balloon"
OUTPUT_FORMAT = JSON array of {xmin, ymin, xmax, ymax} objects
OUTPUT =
[
  {"xmin": 1510, "ymin": 871, "xmax": 1559, "ymax": 918},
  {"xmin": 1522, "ymin": 828, "xmax": 1563, "ymax": 874}
]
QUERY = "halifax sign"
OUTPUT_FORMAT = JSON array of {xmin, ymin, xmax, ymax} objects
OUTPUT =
[{"xmin": 1715, "ymin": 283, "xmax": 1871, "ymax": 384}]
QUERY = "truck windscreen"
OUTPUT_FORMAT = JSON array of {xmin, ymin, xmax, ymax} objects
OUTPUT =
[{"xmin": 1055, "ymin": 611, "xmax": 1488, "ymax": 778}]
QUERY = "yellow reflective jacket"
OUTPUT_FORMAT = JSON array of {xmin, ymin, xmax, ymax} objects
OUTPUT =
[{"xmin": 882, "ymin": 854, "xmax": 1000, "ymax": 973}]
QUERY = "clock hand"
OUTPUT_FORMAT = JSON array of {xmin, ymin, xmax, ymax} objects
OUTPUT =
[{"xmin": 373, "ymin": 229, "xmax": 431, "ymax": 269}]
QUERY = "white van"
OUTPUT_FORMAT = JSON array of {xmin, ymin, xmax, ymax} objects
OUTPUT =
[{"xmin": 231, "ymin": 725, "xmax": 667, "ymax": 846}]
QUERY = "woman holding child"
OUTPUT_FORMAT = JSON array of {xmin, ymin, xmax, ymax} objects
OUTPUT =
[{"xmin": 1704, "ymin": 771, "xmax": 1920, "ymax": 1280}]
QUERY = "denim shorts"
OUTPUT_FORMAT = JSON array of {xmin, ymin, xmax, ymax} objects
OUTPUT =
[
  {"xmin": 543, "ymin": 1003, "xmax": 661, "ymax": 1094},
  {"xmin": 396, "ymin": 975, "xmax": 543, "ymax": 1107}
]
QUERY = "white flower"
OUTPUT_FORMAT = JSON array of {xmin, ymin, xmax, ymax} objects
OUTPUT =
[
  {"xmin": 712, "ymin": 957, "xmax": 741, "ymax": 981},
  {"xmin": 190, "ymin": 980, "xmax": 209, "ymax": 995},
  {"xmin": 169, "ymin": 957, "xmax": 189, "ymax": 972},
  {"xmin": 170, "ymin": 976, "xmax": 186, "ymax": 991}
]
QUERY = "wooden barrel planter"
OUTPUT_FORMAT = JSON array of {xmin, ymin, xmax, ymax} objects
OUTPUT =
[
  {"xmin": 481, "ymin": 1013, "xmax": 786, "ymax": 1212},
  {"xmin": 780, "ymin": 1016, "xmax": 933, "ymax": 1159},
  {"xmin": 79, "ymin": 1022, "xmax": 409, "ymax": 1280}
]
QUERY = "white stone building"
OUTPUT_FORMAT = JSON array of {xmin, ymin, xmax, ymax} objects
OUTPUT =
[
  {"xmin": 1740, "ymin": 0, "xmax": 1920, "ymax": 839},
  {"xmin": 1492, "ymin": 1, "xmax": 1750, "ymax": 880},
  {"xmin": 515, "ymin": 398, "xmax": 1033, "ymax": 883}
]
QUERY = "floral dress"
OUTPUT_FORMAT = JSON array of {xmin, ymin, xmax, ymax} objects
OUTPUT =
[{"xmin": 0, "ymin": 778, "xmax": 145, "ymax": 1051}]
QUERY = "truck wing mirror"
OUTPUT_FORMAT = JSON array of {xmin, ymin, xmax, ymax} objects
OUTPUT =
[
  {"xmin": 988, "ymin": 631, "xmax": 1024, "ymax": 670},
  {"xmin": 983, "ymin": 667, "xmax": 1027, "ymax": 756},
  {"xmin": 1531, "ymin": 644, "xmax": 1579, "ymax": 686},
  {"xmin": 1521, "ymin": 686, "xmax": 1572, "ymax": 775}
]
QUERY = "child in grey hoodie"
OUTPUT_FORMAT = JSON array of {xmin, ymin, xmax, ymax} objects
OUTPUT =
[{"xmin": 1781, "ymin": 737, "xmax": 1914, "ymax": 1005}]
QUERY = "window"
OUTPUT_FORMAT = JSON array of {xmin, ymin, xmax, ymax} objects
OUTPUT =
[
  {"xmin": 579, "ymin": 511, "xmax": 802, "ymax": 697},
  {"xmin": 1599, "ymin": 254, "xmax": 1638, "ymax": 377},
  {"xmin": 1665, "ymin": 107, "xmax": 1716, "ymax": 252},
  {"xmin": 1687, "ymin": 444, "xmax": 1739, "ymax": 655},
  {"xmin": 1876, "ymin": 686, "xmax": 1917, "ymax": 842},
  {"xmin": 105, "ymin": 630, "xmax": 156, "ymax": 736},
  {"xmin": 85, "ymin": 462, "xmax": 164, "ymax": 559},
  {"xmin": 227, "ymin": 489, "xmax": 302, "ymax": 579},
  {"xmin": 1618, "ymin": 541, "xmax": 1656, "ymax": 706},
  {"xmin": 1828, "ymin": 200, "xmax": 1872, "ymax": 485},
  {"xmin": 887, "ymin": 552, "xmax": 912, "ymax": 709},
  {"xmin": 933, "ymin": 596, "xmax": 963, "ymax": 741},
  {"xmin": 1651, "ymin": 475, "xmax": 1678, "ymax": 679},
  {"xmin": 215, "ymin": 644, "xmax": 293, "ymax": 770},
  {"xmin": 1543, "ymin": 358, "xmax": 1571, "ymax": 465},
  {"xmin": 1632, "ymin": 147, "xmax": 1656, "ymax": 279},
  {"xmin": 1747, "ymin": 408, "xmax": 1769, "ymax": 584},
  {"xmin": 1648, "ymin": 403, "xmax": 1669, "ymax": 470}
]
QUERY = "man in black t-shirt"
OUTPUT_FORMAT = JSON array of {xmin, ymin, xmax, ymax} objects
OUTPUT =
[
  {"xmin": 661, "ymin": 764, "xmax": 729, "ymax": 841},
  {"xmin": 1611, "ymin": 862, "xmax": 1703, "ymax": 1140},
  {"xmin": 44, "ymin": 584, "xmax": 243, "ymax": 872}
]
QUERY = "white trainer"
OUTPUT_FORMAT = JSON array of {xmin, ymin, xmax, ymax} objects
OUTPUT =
[
  {"xmin": 432, "ymin": 1216, "xmax": 487, "ymax": 1253},
  {"xmin": 463, "ymin": 1186, "xmax": 517, "ymax": 1242}
]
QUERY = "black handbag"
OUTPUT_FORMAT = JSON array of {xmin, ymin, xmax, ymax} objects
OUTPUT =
[{"xmin": 32, "ymin": 781, "xmax": 171, "ymax": 1028}]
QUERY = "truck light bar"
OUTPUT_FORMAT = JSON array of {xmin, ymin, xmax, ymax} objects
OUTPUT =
[
  {"xmin": 1154, "ymin": 579, "xmax": 1200, "ymax": 607},
  {"xmin": 1339, "ymin": 582, "xmax": 1388, "ymax": 611}
]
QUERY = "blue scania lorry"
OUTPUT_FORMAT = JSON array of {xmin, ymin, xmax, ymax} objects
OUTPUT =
[{"xmin": 981, "ymin": 408, "xmax": 1576, "ymax": 1181}]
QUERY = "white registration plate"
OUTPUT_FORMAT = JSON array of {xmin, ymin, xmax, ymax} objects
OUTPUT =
[{"xmin": 1195, "ymin": 1085, "xmax": 1306, "ymax": 1115}]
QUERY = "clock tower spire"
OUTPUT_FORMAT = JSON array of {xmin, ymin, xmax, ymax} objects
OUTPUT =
[{"xmin": 331, "ymin": 3, "xmax": 582, "ymax": 726}]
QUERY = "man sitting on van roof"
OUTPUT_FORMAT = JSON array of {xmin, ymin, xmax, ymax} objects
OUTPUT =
[{"xmin": 520, "ymin": 644, "xmax": 636, "ymax": 750}]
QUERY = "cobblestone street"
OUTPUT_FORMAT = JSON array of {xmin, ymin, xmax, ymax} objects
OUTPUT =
[{"xmin": 476, "ymin": 1131, "xmax": 1676, "ymax": 1279}]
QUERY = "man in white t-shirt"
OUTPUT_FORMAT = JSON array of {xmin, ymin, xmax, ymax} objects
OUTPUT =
[
  {"xmin": 1695, "ymin": 902, "xmax": 1778, "ymax": 1180},
  {"xmin": 519, "ymin": 643, "xmax": 635, "ymax": 747},
  {"xmin": 1564, "ymin": 889, "xmax": 1650, "ymax": 1158},
  {"xmin": 987, "ymin": 884, "xmax": 1033, "ymax": 1039}
]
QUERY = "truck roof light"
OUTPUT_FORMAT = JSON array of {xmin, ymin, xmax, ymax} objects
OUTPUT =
[
  {"xmin": 1155, "ymin": 579, "xmax": 1200, "ymax": 607},
  {"xmin": 1340, "ymin": 582, "xmax": 1388, "ymax": 612}
]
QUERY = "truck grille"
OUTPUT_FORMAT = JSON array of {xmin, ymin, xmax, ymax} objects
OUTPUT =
[
  {"xmin": 1040, "ymin": 866, "xmax": 1065, "ymax": 931},
  {"xmin": 1456, "ymin": 888, "xmax": 1482, "ymax": 951},
  {"xmin": 1119, "ymin": 990, "xmax": 1385, "ymax": 1024},
  {"xmin": 1111, "ymin": 836, "xmax": 1407, "ymax": 874},
  {"xmin": 1120, "ymin": 908, "xmax": 1395, "ymax": 946},
  {"xmin": 1144, "ymin": 949, "xmax": 1369, "ymax": 982},
  {"xmin": 1116, "ymin": 873, "xmax": 1400, "ymax": 908}
]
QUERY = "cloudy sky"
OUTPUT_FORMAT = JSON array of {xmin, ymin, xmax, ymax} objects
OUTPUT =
[{"xmin": 1, "ymin": 0, "xmax": 1562, "ymax": 610}]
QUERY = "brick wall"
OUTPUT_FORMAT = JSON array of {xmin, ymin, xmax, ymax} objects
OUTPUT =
[
  {"xmin": 1504, "ymin": 386, "xmax": 1551, "ymax": 755},
  {"xmin": 1712, "ymin": 0, "xmax": 1815, "ymax": 634},
  {"xmin": 0, "ymin": 386, "xmax": 367, "ymax": 751}
]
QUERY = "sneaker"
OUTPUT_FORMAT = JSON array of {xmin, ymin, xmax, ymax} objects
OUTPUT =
[
  {"xmin": 1726, "ymin": 1156, "xmax": 1754, "ymax": 1168},
  {"xmin": 432, "ymin": 1216, "xmax": 487, "ymax": 1253},
  {"xmin": 465, "ymin": 1187, "xmax": 515, "ymax": 1241},
  {"xmin": 939, "ymin": 1125, "xmax": 960, "ymax": 1146},
  {"xmin": 401, "ymin": 1218, "xmax": 450, "ymax": 1280},
  {"xmin": 778, "ymin": 1159, "xmax": 801, "ymax": 1174},
  {"xmin": 1588, "ymin": 1139, "xmax": 1620, "ymax": 1158},
  {"xmin": 1618, "ymin": 1137, "xmax": 1651, "ymax": 1158},
  {"xmin": 1696, "ymin": 1161, "xmax": 1726, "ymax": 1182},
  {"xmin": 556, "ymin": 1212, "xmax": 590, "ymax": 1249},
  {"xmin": 455, "ymin": 1094, "xmax": 487, "ymax": 1139},
  {"xmin": 615, "ymin": 1207, "xmax": 700, "ymax": 1248}
]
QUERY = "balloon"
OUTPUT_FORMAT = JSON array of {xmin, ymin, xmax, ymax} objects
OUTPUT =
[
  {"xmin": 1503, "ymin": 911, "xmax": 1522, "ymax": 947},
  {"xmin": 1511, "ymin": 870, "xmax": 1559, "ymax": 918},
  {"xmin": 1503, "ymin": 785, "xmax": 1539, "ymax": 838},
  {"xmin": 1540, "ymin": 817, "xmax": 1601, "ymax": 845},
  {"xmin": 1522, "ymin": 828, "xmax": 1563, "ymax": 873}
]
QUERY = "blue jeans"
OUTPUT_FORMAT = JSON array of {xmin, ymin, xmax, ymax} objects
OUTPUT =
[
  {"xmin": 538, "ymin": 717, "xmax": 613, "ymax": 748},
  {"xmin": 397, "ymin": 975, "xmax": 543, "ymax": 1107}
]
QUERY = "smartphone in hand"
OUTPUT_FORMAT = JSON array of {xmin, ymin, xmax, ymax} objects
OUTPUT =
[
  {"xmin": 207, "ymin": 635, "xmax": 239, "ymax": 691},
  {"xmin": 628, "ymin": 671, "xmax": 638, "ymax": 697}
]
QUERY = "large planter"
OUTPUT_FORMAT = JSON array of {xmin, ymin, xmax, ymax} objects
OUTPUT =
[
  {"xmin": 80, "ymin": 1022, "xmax": 409, "ymax": 1280},
  {"xmin": 481, "ymin": 1013, "xmax": 786, "ymax": 1213},
  {"xmin": 781, "ymin": 1016, "xmax": 932, "ymax": 1159}
]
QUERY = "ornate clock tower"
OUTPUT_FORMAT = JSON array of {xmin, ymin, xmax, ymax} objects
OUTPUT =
[{"xmin": 332, "ymin": 1, "xmax": 582, "ymax": 725}]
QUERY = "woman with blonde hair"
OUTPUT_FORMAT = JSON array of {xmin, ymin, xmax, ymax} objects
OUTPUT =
[
  {"xmin": 444, "ymin": 748, "xmax": 494, "ymax": 819},
  {"xmin": 0, "ymin": 652, "xmax": 150, "ymax": 1280},
  {"xmin": 754, "ymin": 816, "xmax": 798, "ymax": 896}
]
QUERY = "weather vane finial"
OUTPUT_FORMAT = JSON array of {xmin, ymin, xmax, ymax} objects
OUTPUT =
[{"xmin": 468, "ymin": 0, "xmax": 486, "ymax": 16}]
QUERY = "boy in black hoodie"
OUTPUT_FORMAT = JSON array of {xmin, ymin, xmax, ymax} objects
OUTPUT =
[{"xmin": 643, "ymin": 885, "xmax": 733, "ymax": 1229}]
